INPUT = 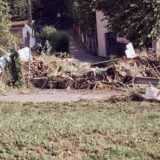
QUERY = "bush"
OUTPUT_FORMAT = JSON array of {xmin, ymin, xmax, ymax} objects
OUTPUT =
[
  {"xmin": 36, "ymin": 26, "xmax": 69, "ymax": 54},
  {"xmin": 54, "ymin": 33, "xmax": 69, "ymax": 53},
  {"xmin": 0, "ymin": 0, "xmax": 16, "ymax": 49},
  {"xmin": 9, "ymin": 45, "xmax": 23, "ymax": 88}
]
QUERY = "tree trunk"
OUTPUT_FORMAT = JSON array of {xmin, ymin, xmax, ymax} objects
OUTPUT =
[{"xmin": 27, "ymin": 0, "xmax": 32, "ymax": 27}]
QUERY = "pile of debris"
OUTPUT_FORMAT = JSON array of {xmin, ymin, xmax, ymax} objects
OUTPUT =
[
  {"xmin": 46, "ymin": 67, "xmax": 124, "ymax": 89},
  {"xmin": 114, "ymin": 51, "xmax": 160, "ymax": 78},
  {"xmin": 24, "ymin": 58, "xmax": 128, "ymax": 90},
  {"xmin": 24, "ymin": 57, "xmax": 49, "ymax": 79},
  {"xmin": 21, "ymin": 49, "xmax": 160, "ymax": 90},
  {"xmin": 1, "ymin": 44, "xmax": 160, "ymax": 91},
  {"xmin": 23, "ymin": 56, "xmax": 91, "ymax": 77}
]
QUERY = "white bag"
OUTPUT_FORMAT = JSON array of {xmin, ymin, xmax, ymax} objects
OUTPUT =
[
  {"xmin": 145, "ymin": 87, "xmax": 160, "ymax": 99},
  {"xmin": 18, "ymin": 47, "xmax": 32, "ymax": 62},
  {"xmin": 125, "ymin": 43, "xmax": 136, "ymax": 58}
]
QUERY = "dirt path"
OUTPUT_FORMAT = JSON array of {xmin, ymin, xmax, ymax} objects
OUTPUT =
[
  {"xmin": 69, "ymin": 34, "xmax": 107, "ymax": 63},
  {"xmin": 0, "ymin": 90, "xmax": 117, "ymax": 103}
]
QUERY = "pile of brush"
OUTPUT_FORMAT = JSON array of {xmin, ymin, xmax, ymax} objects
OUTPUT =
[
  {"xmin": 23, "ymin": 56, "xmax": 91, "ymax": 79},
  {"xmin": 24, "ymin": 57, "xmax": 49, "ymax": 79},
  {"xmin": 24, "ymin": 51, "xmax": 160, "ymax": 90},
  {"xmin": 114, "ymin": 51, "xmax": 160, "ymax": 78}
]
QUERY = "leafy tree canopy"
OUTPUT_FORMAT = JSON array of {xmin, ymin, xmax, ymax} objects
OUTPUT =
[
  {"xmin": 4, "ymin": 0, "xmax": 27, "ymax": 21},
  {"xmin": 72, "ymin": 0, "xmax": 96, "ymax": 31},
  {"xmin": 32, "ymin": 0, "xmax": 73, "ymax": 20},
  {"xmin": 0, "ymin": 0, "xmax": 14, "ymax": 48},
  {"xmin": 4, "ymin": 0, "xmax": 72, "ymax": 22},
  {"xmin": 94, "ymin": 0, "xmax": 160, "ymax": 47}
]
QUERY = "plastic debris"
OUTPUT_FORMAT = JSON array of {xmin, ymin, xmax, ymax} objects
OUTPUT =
[
  {"xmin": 0, "ymin": 54, "xmax": 10, "ymax": 69},
  {"xmin": 125, "ymin": 43, "xmax": 136, "ymax": 59},
  {"xmin": 0, "ymin": 47, "xmax": 32, "ymax": 69},
  {"xmin": 18, "ymin": 47, "xmax": 32, "ymax": 62},
  {"xmin": 145, "ymin": 86, "xmax": 160, "ymax": 100}
]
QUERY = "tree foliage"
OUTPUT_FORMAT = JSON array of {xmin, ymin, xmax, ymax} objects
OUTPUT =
[
  {"xmin": 31, "ymin": 0, "xmax": 73, "ymax": 20},
  {"xmin": 0, "ymin": 0, "xmax": 14, "ymax": 48},
  {"xmin": 72, "ymin": 0, "xmax": 96, "ymax": 31},
  {"xmin": 95, "ymin": 0, "xmax": 160, "ymax": 47},
  {"xmin": 4, "ymin": 0, "xmax": 160, "ymax": 48},
  {"xmin": 4, "ymin": 0, "xmax": 27, "ymax": 21},
  {"xmin": 9, "ymin": 45, "xmax": 23, "ymax": 88},
  {"xmin": 4, "ymin": 0, "xmax": 72, "ymax": 22}
]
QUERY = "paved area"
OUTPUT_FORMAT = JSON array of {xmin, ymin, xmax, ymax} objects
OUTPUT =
[
  {"xmin": 69, "ymin": 35, "xmax": 107, "ymax": 63},
  {"xmin": 0, "ymin": 90, "xmax": 117, "ymax": 103}
]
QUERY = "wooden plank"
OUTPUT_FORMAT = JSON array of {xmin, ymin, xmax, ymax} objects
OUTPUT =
[{"xmin": 134, "ymin": 77, "xmax": 160, "ymax": 86}]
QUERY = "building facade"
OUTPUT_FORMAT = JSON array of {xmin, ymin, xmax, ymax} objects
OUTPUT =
[{"xmin": 96, "ymin": 11, "xmax": 129, "ymax": 57}]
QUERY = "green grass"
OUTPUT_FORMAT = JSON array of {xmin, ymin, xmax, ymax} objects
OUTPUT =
[{"xmin": 0, "ymin": 101, "xmax": 159, "ymax": 159}]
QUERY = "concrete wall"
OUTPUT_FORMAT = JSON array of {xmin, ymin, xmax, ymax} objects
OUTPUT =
[
  {"xmin": 96, "ymin": 11, "xmax": 130, "ymax": 57},
  {"xmin": 96, "ymin": 11, "xmax": 109, "ymax": 57}
]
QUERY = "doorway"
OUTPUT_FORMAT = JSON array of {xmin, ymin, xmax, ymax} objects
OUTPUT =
[{"xmin": 105, "ymin": 33, "xmax": 117, "ymax": 57}]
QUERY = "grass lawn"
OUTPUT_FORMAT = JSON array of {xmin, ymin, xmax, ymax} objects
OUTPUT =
[{"xmin": 0, "ymin": 101, "xmax": 159, "ymax": 160}]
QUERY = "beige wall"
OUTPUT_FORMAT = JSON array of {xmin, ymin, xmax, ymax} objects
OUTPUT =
[{"xmin": 96, "ymin": 11, "xmax": 109, "ymax": 57}]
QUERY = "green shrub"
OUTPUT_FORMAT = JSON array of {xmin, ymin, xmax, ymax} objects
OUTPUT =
[
  {"xmin": 54, "ymin": 33, "xmax": 69, "ymax": 53},
  {"xmin": 37, "ymin": 26, "xmax": 57, "ymax": 45},
  {"xmin": 9, "ymin": 45, "xmax": 23, "ymax": 88},
  {"xmin": 36, "ymin": 26, "xmax": 69, "ymax": 54}
]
